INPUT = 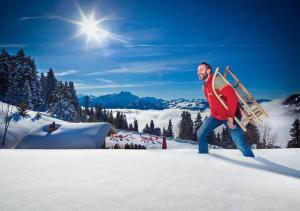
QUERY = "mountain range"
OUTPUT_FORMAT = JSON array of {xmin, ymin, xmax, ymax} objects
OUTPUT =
[{"xmin": 78, "ymin": 91, "xmax": 273, "ymax": 111}]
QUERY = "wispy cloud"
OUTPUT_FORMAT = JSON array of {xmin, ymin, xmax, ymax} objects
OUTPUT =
[
  {"xmin": 95, "ymin": 78, "xmax": 113, "ymax": 83},
  {"xmin": 74, "ymin": 80, "xmax": 199, "ymax": 91},
  {"xmin": 55, "ymin": 69, "xmax": 78, "ymax": 76},
  {"xmin": 86, "ymin": 57, "xmax": 198, "ymax": 75},
  {"xmin": 74, "ymin": 83, "xmax": 146, "ymax": 90},
  {"xmin": 0, "ymin": 43, "xmax": 27, "ymax": 48}
]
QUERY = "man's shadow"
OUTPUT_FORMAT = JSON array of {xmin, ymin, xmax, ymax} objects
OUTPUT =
[{"xmin": 210, "ymin": 153, "xmax": 300, "ymax": 179}]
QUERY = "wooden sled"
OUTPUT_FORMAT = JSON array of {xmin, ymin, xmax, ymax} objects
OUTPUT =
[{"xmin": 212, "ymin": 66, "xmax": 268, "ymax": 132}]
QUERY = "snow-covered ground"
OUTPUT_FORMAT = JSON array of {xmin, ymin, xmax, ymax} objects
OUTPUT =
[{"xmin": 0, "ymin": 149, "xmax": 300, "ymax": 210}]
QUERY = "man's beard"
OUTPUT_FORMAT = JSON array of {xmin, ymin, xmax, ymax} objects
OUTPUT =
[{"xmin": 200, "ymin": 72, "xmax": 208, "ymax": 81}]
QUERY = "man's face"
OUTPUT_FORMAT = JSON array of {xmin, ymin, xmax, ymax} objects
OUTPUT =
[{"xmin": 197, "ymin": 64, "xmax": 211, "ymax": 81}]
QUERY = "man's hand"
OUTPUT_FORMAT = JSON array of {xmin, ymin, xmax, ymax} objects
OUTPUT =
[{"xmin": 227, "ymin": 117, "xmax": 236, "ymax": 130}]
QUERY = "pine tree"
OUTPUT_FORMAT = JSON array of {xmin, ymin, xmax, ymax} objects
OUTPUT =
[
  {"xmin": 143, "ymin": 123, "xmax": 150, "ymax": 134},
  {"xmin": 179, "ymin": 111, "xmax": 194, "ymax": 140},
  {"xmin": 149, "ymin": 120, "xmax": 155, "ymax": 134},
  {"xmin": 245, "ymin": 122, "xmax": 260, "ymax": 148},
  {"xmin": 45, "ymin": 68, "xmax": 57, "ymax": 109},
  {"xmin": 167, "ymin": 119, "xmax": 174, "ymax": 138},
  {"xmin": 49, "ymin": 81, "xmax": 77, "ymax": 122},
  {"xmin": 39, "ymin": 72, "xmax": 47, "ymax": 110},
  {"xmin": 108, "ymin": 110, "xmax": 114, "ymax": 125},
  {"xmin": 88, "ymin": 107, "xmax": 97, "ymax": 122},
  {"xmin": 10, "ymin": 49, "xmax": 28, "ymax": 105},
  {"xmin": 115, "ymin": 111, "xmax": 123, "ymax": 129},
  {"xmin": 162, "ymin": 127, "xmax": 167, "ymax": 137},
  {"xmin": 84, "ymin": 95, "xmax": 90, "ymax": 112},
  {"xmin": 221, "ymin": 128, "xmax": 235, "ymax": 149},
  {"xmin": 5, "ymin": 72, "xmax": 18, "ymax": 105},
  {"xmin": 287, "ymin": 118, "xmax": 300, "ymax": 148},
  {"xmin": 17, "ymin": 101, "xmax": 29, "ymax": 117},
  {"xmin": 94, "ymin": 104, "xmax": 102, "ymax": 121},
  {"xmin": 207, "ymin": 131, "xmax": 217, "ymax": 146},
  {"xmin": 128, "ymin": 123, "xmax": 134, "ymax": 131},
  {"xmin": 0, "ymin": 49, "xmax": 11, "ymax": 99},
  {"xmin": 102, "ymin": 109, "xmax": 108, "ymax": 122},
  {"xmin": 22, "ymin": 80, "xmax": 33, "ymax": 109},
  {"xmin": 193, "ymin": 112, "xmax": 203, "ymax": 141},
  {"xmin": 216, "ymin": 132, "xmax": 222, "ymax": 146},
  {"xmin": 68, "ymin": 81, "xmax": 80, "ymax": 120},
  {"xmin": 133, "ymin": 118, "xmax": 139, "ymax": 132},
  {"xmin": 122, "ymin": 114, "xmax": 129, "ymax": 130},
  {"xmin": 154, "ymin": 127, "xmax": 161, "ymax": 136}
]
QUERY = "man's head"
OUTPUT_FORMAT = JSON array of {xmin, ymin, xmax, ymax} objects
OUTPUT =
[{"xmin": 197, "ymin": 62, "xmax": 212, "ymax": 81}]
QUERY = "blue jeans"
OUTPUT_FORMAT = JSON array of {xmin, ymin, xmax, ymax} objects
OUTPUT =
[{"xmin": 197, "ymin": 116, "xmax": 254, "ymax": 157}]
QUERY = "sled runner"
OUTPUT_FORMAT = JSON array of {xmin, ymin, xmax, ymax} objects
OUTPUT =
[{"xmin": 212, "ymin": 66, "xmax": 268, "ymax": 132}]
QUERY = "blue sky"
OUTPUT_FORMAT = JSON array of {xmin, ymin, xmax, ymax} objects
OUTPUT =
[{"xmin": 0, "ymin": 0, "xmax": 299, "ymax": 100}]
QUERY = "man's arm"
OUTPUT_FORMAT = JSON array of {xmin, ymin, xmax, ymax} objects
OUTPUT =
[{"xmin": 220, "ymin": 85, "xmax": 238, "ymax": 129}]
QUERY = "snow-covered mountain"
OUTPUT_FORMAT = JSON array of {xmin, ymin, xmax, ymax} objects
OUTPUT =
[{"xmin": 78, "ymin": 91, "xmax": 209, "ymax": 111}]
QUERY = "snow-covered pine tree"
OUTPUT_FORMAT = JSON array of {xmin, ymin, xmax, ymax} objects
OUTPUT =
[
  {"xmin": 68, "ymin": 81, "xmax": 80, "ymax": 120},
  {"xmin": 45, "ymin": 68, "xmax": 57, "ymax": 109},
  {"xmin": 17, "ymin": 101, "xmax": 29, "ymax": 117},
  {"xmin": 10, "ymin": 49, "xmax": 28, "ymax": 105},
  {"xmin": 5, "ymin": 71, "xmax": 18, "ymax": 106},
  {"xmin": 39, "ymin": 72, "xmax": 47, "ymax": 110},
  {"xmin": 22, "ymin": 80, "xmax": 33, "ymax": 109},
  {"xmin": 287, "ymin": 118, "xmax": 300, "ymax": 148},
  {"xmin": 49, "ymin": 81, "xmax": 77, "ymax": 122},
  {"xmin": 26, "ymin": 57, "xmax": 40, "ymax": 111},
  {"xmin": 0, "ymin": 49, "xmax": 11, "ymax": 99}
]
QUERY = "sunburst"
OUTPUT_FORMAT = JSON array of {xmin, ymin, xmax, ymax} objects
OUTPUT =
[{"xmin": 59, "ymin": 3, "xmax": 128, "ymax": 46}]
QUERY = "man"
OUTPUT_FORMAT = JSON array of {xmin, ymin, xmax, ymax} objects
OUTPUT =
[{"xmin": 197, "ymin": 62, "xmax": 254, "ymax": 157}]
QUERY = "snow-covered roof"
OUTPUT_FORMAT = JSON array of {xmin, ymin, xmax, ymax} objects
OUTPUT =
[
  {"xmin": 16, "ymin": 122, "xmax": 117, "ymax": 149},
  {"xmin": 0, "ymin": 102, "xmax": 117, "ymax": 149}
]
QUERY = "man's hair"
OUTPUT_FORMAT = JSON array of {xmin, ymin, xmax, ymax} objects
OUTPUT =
[{"xmin": 200, "ymin": 62, "xmax": 212, "ymax": 72}]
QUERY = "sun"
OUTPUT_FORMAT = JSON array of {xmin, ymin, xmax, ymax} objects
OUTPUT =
[
  {"xmin": 55, "ymin": 3, "xmax": 129, "ymax": 46},
  {"xmin": 68, "ymin": 4, "xmax": 128, "ymax": 46},
  {"xmin": 78, "ymin": 13, "xmax": 104, "ymax": 43}
]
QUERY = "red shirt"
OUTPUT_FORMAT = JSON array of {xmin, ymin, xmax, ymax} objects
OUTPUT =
[{"xmin": 203, "ymin": 74, "xmax": 239, "ymax": 120}]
